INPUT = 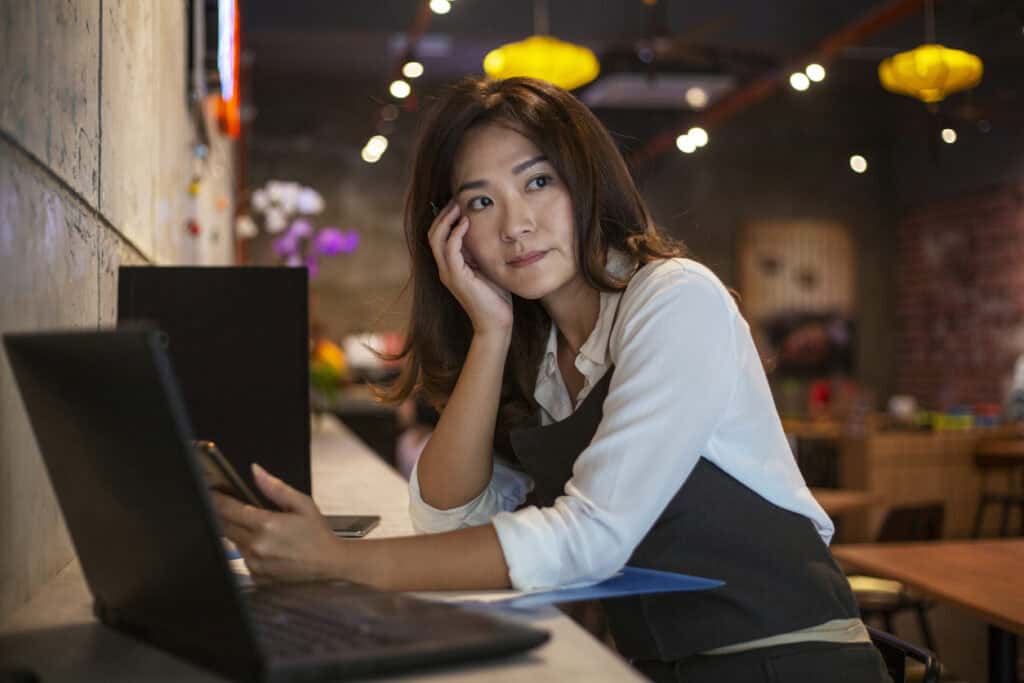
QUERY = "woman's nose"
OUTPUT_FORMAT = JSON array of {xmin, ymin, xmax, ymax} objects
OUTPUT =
[{"xmin": 500, "ymin": 204, "xmax": 534, "ymax": 242}]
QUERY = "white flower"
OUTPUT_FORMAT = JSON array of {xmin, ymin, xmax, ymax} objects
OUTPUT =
[
  {"xmin": 235, "ymin": 214, "xmax": 259, "ymax": 239},
  {"xmin": 265, "ymin": 208, "xmax": 288, "ymax": 234},
  {"xmin": 251, "ymin": 189, "xmax": 269, "ymax": 212},
  {"xmin": 297, "ymin": 187, "xmax": 325, "ymax": 214},
  {"xmin": 266, "ymin": 180, "xmax": 287, "ymax": 203}
]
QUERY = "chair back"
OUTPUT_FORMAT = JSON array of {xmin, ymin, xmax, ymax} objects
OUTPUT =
[
  {"xmin": 875, "ymin": 502, "xmax": 944, "ymax": 543},
  {"xmin": 867, "ymin": 625, "xmax": 941, "ymax": 683}
]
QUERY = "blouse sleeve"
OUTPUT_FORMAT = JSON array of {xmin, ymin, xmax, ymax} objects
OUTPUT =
[
  {"xmin": 407, "ymin": 451, "xmax": 534, "ymax": 534},
  {"xmin": 490, "ymin": 261, "xmax": 741, "ymax": 590}
]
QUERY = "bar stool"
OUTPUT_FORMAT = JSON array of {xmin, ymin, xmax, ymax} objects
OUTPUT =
[
  {"xmin": 847, "ymin": 502, "xmax": 944, "ymax": 653},
  {"xmin": 867, "ymin": 625, "xmax": 941, "ymax": 683},
  {"xmin": 971, "ymin": 439, "xmax": 1024, "ymax": 538}
]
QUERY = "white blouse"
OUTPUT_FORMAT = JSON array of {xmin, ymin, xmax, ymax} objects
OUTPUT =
[{"xmin": 408, "ymin": 256, "xmax": 833, "ymax": 591}]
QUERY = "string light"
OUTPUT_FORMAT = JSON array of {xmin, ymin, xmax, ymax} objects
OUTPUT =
[
  {"xmin": 805, "ymin": 63, "xmax": 826, "ymax": 82},
  {"xmin": 402, "ymin": 61, "xmax": 424, "ymax": 79},
  {"xmin": 675, "ymin": 135, "xmax": 697, "ymax": 154},
  {"xmin": 687, "ymin": 127, "xmax": 709, "ymax": 147},
  {"xmin": 941, "ymin": 128, "xmax": 957, "ymax": 144},
  {"xmin": 789, "ymin": 72, "xmax": 810, "ymax": 91},
  {"xmin": 849, "ymin": 155, "xmax": 868, "ymax": 174},
  {"xmin": 685, "ymin": 87, "xmax": 708, "ymax": 109},
  {"xmin": 429, "ymin": 0, "xmax": 451, "ymax": 15},
  {"xmin": 389, "ymin": 79, "xmax": 411, "ymax": 99},
  {"xmin": 361, "ymin": 135, "xmax": 388, "ymax": 164}
]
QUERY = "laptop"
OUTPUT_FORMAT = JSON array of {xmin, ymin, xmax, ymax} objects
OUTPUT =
[{"xmin": 3, "ymin": 327, "xmax": 548, "ymax": 682}]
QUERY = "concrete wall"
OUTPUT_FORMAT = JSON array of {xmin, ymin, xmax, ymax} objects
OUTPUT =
[{"xmin": 0, "ymin": 0, "xmax": 235, "ymax": 622}]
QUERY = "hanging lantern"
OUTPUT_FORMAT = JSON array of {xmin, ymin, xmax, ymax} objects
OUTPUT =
[
  {"xmin": 878, "ymin": 44, "xmax": 983, "ymax": 104},
  {"xmin": 484, "ymin": 35, "xmax": 600, "ymax": 91}
]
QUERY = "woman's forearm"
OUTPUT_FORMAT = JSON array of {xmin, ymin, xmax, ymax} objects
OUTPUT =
[
  {"xmin": 415, "ymin": 330, "xmax": 510, "ymax": 509},
  {"xmin": 332, "ymin": 523, "xmax": 511, "ymax": 591}
]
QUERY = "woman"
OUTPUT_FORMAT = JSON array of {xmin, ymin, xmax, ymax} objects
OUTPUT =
[{"xmin": 214, "ymin": 76, "xmax": 890, "ymax": 682}]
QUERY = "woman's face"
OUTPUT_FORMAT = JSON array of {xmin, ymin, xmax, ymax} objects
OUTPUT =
[{"xmin": 451, "ymin": 123, "xmax": 582, "ymax": 302}]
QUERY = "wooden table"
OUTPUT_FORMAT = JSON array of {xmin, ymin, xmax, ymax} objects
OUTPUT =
[
  {"xmin": 833, "ymin": 539, "xmax": 1024, "ymax": 683},
  {"xmin": 976, "ymin": 439, "xmax": 1024, "ymax": 458},
  {"xmin": 811, "ymin": 488, "xmax": 882, "ymax": 516},
  {"xmin": 0, "ymin": 417, "xmax": 643, "ymax": 682}
]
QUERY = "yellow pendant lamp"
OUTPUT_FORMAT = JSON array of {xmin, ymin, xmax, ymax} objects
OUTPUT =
[
  {"xmin": 878, "ymin": 44, "xmax": 983, "ymax": 104},
  {"xmin": 482, "ymin": 0, "xmax": 600, "ymax": 91},
  {"xmin": 877, "ymin": 0, "xmax": 982, "ymax": 105}
]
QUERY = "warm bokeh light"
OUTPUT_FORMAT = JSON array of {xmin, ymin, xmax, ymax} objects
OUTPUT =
[
  {"xmin": 687, "ymin": 127, "xmax": 709, "ymax": 147},
  {"xmin": 402, "ymin": 61, "xmax": 424, "ymax": 79},
  {"xmin": 429, "ymin": 0, "xmax": 451, "ymax": 15},
  {"xmin": 366, "ymin": 135, "xmax": 388, "ymax": 156},
  {"xmin": 685, "ymin": 87, "xmax": 708, "ymax": 109},
  {"xmin": 941, "ymin": 128, "xmax": 957, "ymax": 144},
  {"xmin": 389, "ymin": 79, "xmax": 411, "ymax": 99},
  {"xmin": 676, "ymin": 134, "xmax": 697, "ymax": 154},
  {"xmin": 789, "ymin": 72, "xmax": 810, "ymax": 91},
  {"xmin": 361, "ymin": 147, "xmax": 381, "ymax": 163},
  {"xmin": 806, "ymin": 63, "xmax": 826, "ymax": 82},
  {"xmin": 850, "ymin": 155, "xmax": 868, "ymax": 174}
]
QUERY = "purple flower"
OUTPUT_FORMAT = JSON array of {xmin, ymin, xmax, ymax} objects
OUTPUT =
[
  {"xmin": 314, "ymin": 228, "xmax": 342, "ymax": 255},
  {"xmin": 274, "ymin": 232, "xmax": 300, "ymax": 257},
  {"xmin": 306, "ymin": 255, "xmax": 320, "ymax": 278},
  {"xmin": 285, "ymin": 253, "xmax": 303, "ymax": 267},
  {"xmin": 289, "ymin": 219, "xmax": 313, "ymax": 238},
  {"xmin": 339, "ymin": 229, "xmax": 360, "ymax": 253}
]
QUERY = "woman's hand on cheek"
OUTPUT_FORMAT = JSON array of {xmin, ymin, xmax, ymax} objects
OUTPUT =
[
  {"xmin": 428, "ymin": 201, "xmax": 513, "ymax": 336},
  {"xmin": 211, "ymin": 464, "xmax": 342, "ymax": 584}
]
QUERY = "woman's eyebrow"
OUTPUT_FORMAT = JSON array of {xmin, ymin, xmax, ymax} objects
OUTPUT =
[
  {"xmin": 455, "ymin": 155, "xmax": 549, "ymax": 195},
  {"xmin": 511, "ymin": 155, "xmax": 548, "ymax": 175}
]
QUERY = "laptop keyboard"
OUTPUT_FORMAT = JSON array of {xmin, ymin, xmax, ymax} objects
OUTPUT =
[{"xmin": 245, "ymin": 583, "xmax": 445, "ymax": 659}]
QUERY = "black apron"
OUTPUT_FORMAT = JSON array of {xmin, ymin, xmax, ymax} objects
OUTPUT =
[{"xmin": 498, "ymin": 343, "xmax": 861, "ymax": 661}]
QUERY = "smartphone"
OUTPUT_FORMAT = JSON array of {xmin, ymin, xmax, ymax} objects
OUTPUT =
[
  {"xmin": 193, "ymin": 440, "xmax": 381, "ymax": 537},
  {"xmin": 192, "ymin": 440, "xmax": 281, "ymax": 511},
  {"xmin": 326, "ymin": 515, "xmax": 380, "ymax": 538}
]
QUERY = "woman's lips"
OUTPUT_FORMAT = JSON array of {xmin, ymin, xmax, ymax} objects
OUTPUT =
[{"xmin": 507, "ymin": 251, "xmax": 547, "ymax": 268}]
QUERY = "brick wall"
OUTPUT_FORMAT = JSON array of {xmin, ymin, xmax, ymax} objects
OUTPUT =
[{"xmin": 895, "ymin": 181, "xmax": 1024, "ymax": 409}]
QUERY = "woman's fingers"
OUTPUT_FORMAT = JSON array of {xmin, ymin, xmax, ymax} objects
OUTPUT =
[
  {"xmin": 444, "ymin": 216, "xmax": 470, "ymax": 273},
  {"xmin": 218, "ymin": 518, "xmax": 258, "ymax": 548},
  {"xmin": 210, "ymin": 490, "xmax": 268, "ymax": 532},
  {"xmin": 427, "ymin": 201, "xmax": 461, "ymax": 280},
  {"xmin": 252, "ymin": 463, "xmax": 318, "ymax": 515}
]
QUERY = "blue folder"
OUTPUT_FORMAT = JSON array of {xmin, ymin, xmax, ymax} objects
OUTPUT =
[{"xmin": 474, "ymin": 567, "xmax": 724, "ymax": 610}]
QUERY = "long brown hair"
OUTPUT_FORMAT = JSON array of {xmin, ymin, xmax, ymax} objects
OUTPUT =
[{"xmin": 378, "ymin": 76, "xmax": 685, "ymax": 432}]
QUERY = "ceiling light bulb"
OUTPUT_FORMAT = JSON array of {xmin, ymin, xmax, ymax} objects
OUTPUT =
[
  {"xmin": 687, "ymin": 127, "xmax": 709, "ymax": 147},
  {"xmin": 675, "ymin": 134, "xmax": 697, "ymax": 154},
  {"xmin": 429, "ymin": 0, "xmax": 451, "ymax": 15},
  {"xmin": 366, "ymin": 135, "xmax": 388, "ymax": 156},
  {"xmin": 402, "ymin": 61, "xmax": 424, "ymax": 79},
  {"xmin": 789, "ymin": 72, "xmax": 810, "ymax": 91},
  {"xmin": 805, "ymin": 64, "xmax": 826, "ymax": 82},
  {"xmin": 849, "ymin": 155, "xmax": 867, "ymax": 174},
  {"xmin": 389, "ymin": 80, "xmax": 411, "ymax": 99},
  {"xmin": 685, "ymin": 87, "xmax": 708, "ymax": 109},
  {"xmin": 941, "ymin": 128, "xmax": 957, "ymax": 144}
]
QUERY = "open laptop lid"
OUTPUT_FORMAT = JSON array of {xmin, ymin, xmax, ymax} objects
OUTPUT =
[{"xmin": 3, "ymin": 327, "xmax": 263, "ymax": 681}]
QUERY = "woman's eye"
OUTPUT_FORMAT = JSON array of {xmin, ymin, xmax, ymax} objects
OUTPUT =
[
  {"xmin": 526, "ymin": 174, "xmax": 552, "ymax": 191},
  {"xmin": 467, "ymin": 196, "xmax": 492, "ymax": 211}
]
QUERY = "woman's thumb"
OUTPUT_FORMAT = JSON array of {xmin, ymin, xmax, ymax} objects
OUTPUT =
[{"xmin": 252, "ymin": 463, "xmax": 311, "ymax": 514}]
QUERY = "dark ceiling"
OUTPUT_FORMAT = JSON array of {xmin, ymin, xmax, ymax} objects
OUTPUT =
[
  {"xmin": 244, "ymin": 0, "xmax": 1024, "ymax": 79},
  {"xmin": 241, "ymin": 0, "xmax": 1024, "ymax": 165}
]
